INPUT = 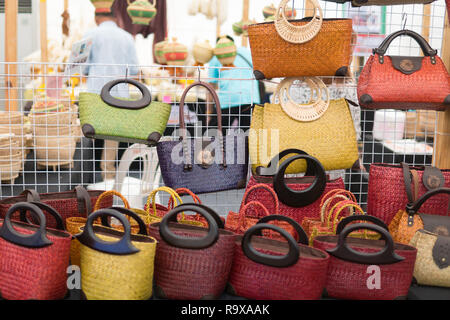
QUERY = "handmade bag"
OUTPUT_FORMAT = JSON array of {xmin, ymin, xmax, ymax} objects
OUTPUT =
[
  {"xmin": 368, "ymin": 163, "xmax": 450, "ymax": 225},
  {"xmin": 389, "ymin": 188, "xmax": 450, "ymax": 245},
  {"xmin": 358, "ymin": 29, "xmax": 450, "ymax": 111},
  {"xmin": 225, "ymin": 184, "xmax": 299, "ymax": 241},
  {"xmin": 149, "ymin": 204, "xmax": 236, "ymax": 300},
  {"xmin": 227, "ymin": 216, "xmax": 329, "ymax": 300},
  {"xmin": 76, "ymin": 208, "xmax": 157, "ymax": 300},
  {"xmin": 250, "ymin": 78, "xmax": 359, "ymax": 173},
  {"xmin": 0, "ymin": 186, "xmax": 112, "ymax": 229},
  {"xmin": 410, "ymin": 230, "xmax": 450, "ymax": 288},
  {"xmin": 0, "ymin": 203, "xmax": 71, "ymax": 300},
  {"xmin": 157, "ymin": 81, "xmax": 249, "ymax": 194},
  {"xmin": 246, "ymin": 151, "xmax": 345, "ymax": 224},
  {"xmin": 79, "ymin": 78, "xmax": 171, "ymax": 145},
  {"xmin": 247, "ymin": 0, "xmax": 353, "ymax": 79},
  {"xmin": 313, "ymin": 217, "xmax": 417, "ymax": 300},
  {"xmin": 322, "ymin": 0, "xmax": 435, "ymax": 6}
]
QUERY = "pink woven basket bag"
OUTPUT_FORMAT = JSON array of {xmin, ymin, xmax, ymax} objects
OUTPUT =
[
  {"xmin": 227, "ymin": 215, "xmax": 329, "ymax": 300},
  {"xmin": 148, "ymin": 203, "xmax": 236, "ymax": 300},
  {"xmin": 0, "ymin": 202, "xmax": 71, "ymax": 300},
  {"xmin": 246, "ymin": 150, "xmax": 345, "ymax": 224},
  {"xmin": 313, "ymin": 215, "xmax": 417, "ymax": 300}
]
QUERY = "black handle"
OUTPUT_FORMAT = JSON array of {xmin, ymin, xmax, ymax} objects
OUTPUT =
[
  {"xmin": 241, "ymin": 223, "xmax": 300, "ymax": 268},
  {"xmin": 255, "ymin": 215, "xmax": 309, "ymax": 246},
  {"xmin": 19, "ymin": 201, "xmax": 66, "ymax": 231},
  {"xmin": 0, "ymin": 203, "xmax": 53, "ymax": 248},
  {"xmin": 273, "ymin": 154, "xmax": 327, "ymax": 207},
  {"xmin": 327, "ymin": 223, "xmax": 405, "ymax": 265},
  {"xmin": 336, "ymin": 215, "xmax": 388, "ymax": 235},
  {"xmin": 20, "ymin": 189, "xmax": 41, "ymax": 202},
  {"xmin": 187, "ymin": 203, "xmax": 225, "ymax": 229},
  {"xmin": 159, "ymin": 204, "xmax": 219, "ymax": 250},
  {"xmin": 75, "ymin": 186, "xmax": 93, "ymax": 217},
  {"xmin": 75, "ymin": 209, "xmax": 140, "ymax": 255},
  {"xmin": 406, "ymin": 188, "xmax": 450, "ymax": 215},
  {"xmin": 100, "ymin": 78, "xmax": 152, "ymax": 110},
  {"xmin": 373, "ymin": 30, "xmax": 437, "ymax": 60},
  {"xmin": 100, "ymin": 207, "xmax": 148, "ymax": 236},
  {"xmin": 216, "ymin": 35, "xmax": 235, "ymax": 43},
  {"xmin": 256, "ymin": 149, "xmax": 315, "ymax": 176}
]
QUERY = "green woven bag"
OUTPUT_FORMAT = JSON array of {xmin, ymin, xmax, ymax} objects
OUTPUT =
[{"xmin": 79, "ymin": 79, "xmax": 171, "ymax": 145}]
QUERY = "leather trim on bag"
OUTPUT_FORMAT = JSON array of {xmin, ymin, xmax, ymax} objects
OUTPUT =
[
  {"xmin": 81, "ymin": 124, "xmax": 95, "ymax": 138},
  {"xmin": 444, "ymin": 95, "xmax": 450, "ymax": 105},
  {"xmin": 147, "ymin": 132, "xmax": 162, "ymax": 146},
  {"xmin": 390, "ymin": 56, "xmax": 423, "ymax": 75},
  {"xmin": 253, "ymin": 70, "xmax": 266, "ymax": 80},
  {"xmin": 432, "ymin": 235, "xmax": 450, "ymax": 269},
  {"xmin": 359, "ymin": 94, "xmax": 373, "ymax": 105},
  {"xmin": 423, "ymin": 166, "xmax": 445, "ymax": 191},
  {"xmin": 335, "ymin": 66, "xmax": 348, "ymax": 77},
  {"xmin": 419, "ymin": 213, "xmax": 450, "ymax": 236}
]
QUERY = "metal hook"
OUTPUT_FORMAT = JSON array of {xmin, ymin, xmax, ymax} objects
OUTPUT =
[
  {"xmin": 125, "ymin": 65, "xmax": 129, "ymax": 79},
  {"xmin": 197, "ymin": 66, "xmax": 201, "ymax": 83},
  {"xmin": 401, "ymin": 13, "xmax": 408, "ymax": 30}
]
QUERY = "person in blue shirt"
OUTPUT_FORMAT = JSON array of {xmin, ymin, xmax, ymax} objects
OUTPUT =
[
  {"xmin": 208, "ymin": 45, "xmax": 262, "ymax": 133},
  {"xmin": 83, "ymin": 8, "xmax": 140, "ymax": 180}
]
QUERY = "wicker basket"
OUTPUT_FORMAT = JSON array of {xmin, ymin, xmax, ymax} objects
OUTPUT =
[
  {"xmin": 0, "ymin": 154, "xmax": 23, "ymax": 183},
  {"xmin": 34, "ymin": 138, "xmax": 76, "ymax": 169},
  {"xmin": 29, "ymin": 105, "xmax": 77, "ymax": 127},
  {"xmin": 0, "ymin": 111, "xmax": 24, "ymax": 125}
]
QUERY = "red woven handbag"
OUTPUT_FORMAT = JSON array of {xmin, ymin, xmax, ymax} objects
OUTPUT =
[
  {"xmin": 0, "ymin": 202, "xmax": 71, "ymax": 300},
  {"xmin": 227, "ymin": 215, "xmax": 329, "ymax": 300},
  {"xmin": 313, "ymin": 216, "xmax": 417, "ymax": 300},
  {"xmin": 246, "ymin": 150, "xmax": 345, "ymax": 224},
  {"xmin": 358, "ymin": 29, "xmax": 450, "ymax": 110},
  {"xmin": 0, "ymin": 186, "xmax": 112, "ymax": 229},
  {"xmin": 148, "ymin": 203, "xmax": 236, "ymax": 300},
  {"xmin": 368, "ymin": 163, "xmax": 450, "ymax": 225}
]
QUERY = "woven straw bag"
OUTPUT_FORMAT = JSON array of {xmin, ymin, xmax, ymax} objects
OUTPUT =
[
  {"xmin": 389, "ymin": 188, "xmax": 450, "ymax": 245},
  {"xmin": 0, "ymin": 203, "xmax": 71, "ymax": 300},
  {"xmin": 227, "ymin": 216, "xmax": 329, "ymax": 300},
  {"xmin": 76, "ymin": 209, "xmax": 156, "ymax": 300},
  {"xmin": 313, "ymin": 221, "xmax": 417, "ymax": 300},
  {"xmin": 149, "ymin": 204, "xmax": 236, "ymax": 300},
  {"xmin": 368, "ymin": 163, "xmax": 450, "ymax": 225},
  {"xmin": 358, "ymin": 29, "xmax": 450, "ymax": 111},
  {"xmin": 79, "ymin": 78, "xmax": 171, "ymax": 145},
  {"xmin": 323, "ymin": 0, "xmax": 435, "ymax": 5},
  {"xmin": 246, "ymin": 151, "xmax": 345, "ymax": 224},
  {"xmin": 410, "ymin": 230, "xmax": 450, "ymax": 288},
  {"xmin": 248, "ymin": 0, "xmax": 353, "ymax": 79},
  {"xmin": 250, "ymin": 78, "xmax": 359, "ymax": 174}
]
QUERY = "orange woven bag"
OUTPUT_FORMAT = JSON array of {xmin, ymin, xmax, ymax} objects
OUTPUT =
[{"xmin": 248, "ymin": 0, "xmax": 353, "ymax": 79}]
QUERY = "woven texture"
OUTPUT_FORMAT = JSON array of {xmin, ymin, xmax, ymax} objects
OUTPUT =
[
  {"xmin": 245, "ymin": 175, "xmax": 345, "ymax": 224},
  {"xmin": 149, "ymin": 223, "xmax": 236, "ymax": 300},
  {"xmin": 80, "ymin": 230, "xmax": 157, "ymax": 300},
  {"xmin": 323, "ymin": 0, "xmax": 435, "ymax": 5},
  {"xmin": 248, "ymin": 18, "xmax": 353, "ymax": 79},
  {"xmin": 357, "ymin": 54, "xmax": 450, "ymax": 110},
  {"xmin": 313, "ymin": 236, "xmax": 417, "ymax": 300},
  {"xmin": 0, "ymin": 222, "xmax": 71, "ymax": 300},
  {"xmin": 79, "ymin": 92, "xmax": 171, "ymax": 145},
  {"xmin": 250, "ymin": 99, "xmax": 359, "ymax": 173},
  {"xmin": 0, "ymin": 190, "xmax": 112, "ymax": 229},
  {"xmin": 157, "ymin": 136, "xmax": 249, "ymax": 194},
  {"xmin": 228, "ymin": 238, "xmax": 329, "ymax": 300},
  {"xmin": 367, "ymin": 164, "xmax": 450, "ymax": 225},
  {"xmin": 410, "ymin": 230, "xmax": 450, "ymax": 288},
  {"xmin": 388, "ymin": 209, "xmax": 425, "ymax": 245}
]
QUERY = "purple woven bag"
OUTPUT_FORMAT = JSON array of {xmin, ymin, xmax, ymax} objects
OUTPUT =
[{"xmin": 157, "ymin": 81, "xmax": 248, "ymax": 194}]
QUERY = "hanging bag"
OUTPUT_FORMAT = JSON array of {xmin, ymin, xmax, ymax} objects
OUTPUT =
[
  {"xmin": 322, "ymin": 0, "xmax": 435, "ymax": 6},
  {"xmin": 76, "ymin": 208, "xmax": 157, "ymax": 300},
  {"xmin": 157, "ymin": 81, "xmax": 249, "ymax": 194},
  {"xmin": 358, "ymin": 29, "xmax": 450, "ymax": 111},
  {"xmin": 0, "ymin": 203, "xmax": 71, "ymax": 300},
  {"xmin": 247, "ymin": 0, "xmax": 353, "ymax": 79},
  {"xmin": 79, "ymin": 78, "xmax": 171, "ymax": 145},
  {"xmin": 227, "ymin": 215, "xmax": 329, "ymax": 300},
  {"xmin": 149, "ymin": 204, "xmax": 236, "ymax": 299},
  {"xmin": 313, "ymin": 216, "xmax": 417, "ymax": 300}
]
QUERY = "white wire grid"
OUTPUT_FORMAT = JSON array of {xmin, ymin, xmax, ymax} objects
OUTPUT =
[{"xmin": 0, "ymin": 0, "xmax": 447, "ymax": 215}]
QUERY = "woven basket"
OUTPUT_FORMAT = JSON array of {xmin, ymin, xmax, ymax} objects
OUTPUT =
[
  {"xmin": 410, "ymin": 230, "xmax": 450, "ymax": 288},
  {"xmin": 248, "ymin": 0, "xmax": 353, "ymax": 79},
  {"xmin": 76, "ymin": 209, "xmax": 156, "ymax": 300},
  {"xmin": 34, "ymin": 136, "xmax": 76, "ymax": 168},
  {"xmin": 227, "ymin": 220, "xmax": 329, "ymax": 300},
  {"xmin": 144, "ymin": 186, "xmax": 183, "ymax": 221},
  {"xmin": 0, "ymin": 203, "xmax": 71, "ymax": 300},
  {"xmin": 313, "ymin": 223, "xmax": 417, "ymax": 300},
  {"xmin": 29, "ymin": 105, "xmax": 77, "ymax": 127},
  {"xmin": 0, "ymin": 111, "xmax": 24, "ymax": 125},
  {"xmin": 149, "ymin": 204, "xmax": 236, "ymax": 300},
  {"xmin": 0, "ymin": 152, "xmax": 23, "ymax": 183},
  {"xmin": 368, "ymin": 163, "xmax": 450, "ymax": 225}
]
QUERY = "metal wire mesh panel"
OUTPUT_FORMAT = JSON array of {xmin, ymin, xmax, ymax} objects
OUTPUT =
[{"xmin": 0, "ymin": 0, "xmax": 447, "ymax": 217}]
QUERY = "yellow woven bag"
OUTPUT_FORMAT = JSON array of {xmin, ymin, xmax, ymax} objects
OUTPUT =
[
  {"xmin": 76, "ymin": 208, "xmax": 157, "ymax": 300},
  {"xmin": 249, "ymin": 77, "xmax": 359, "ymax": 174}
]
